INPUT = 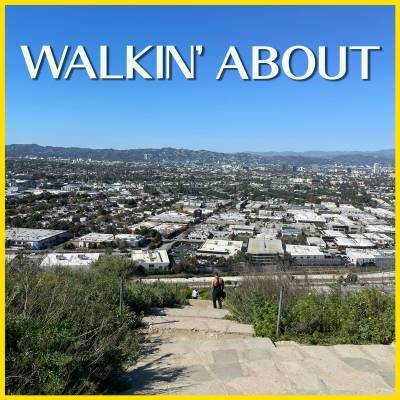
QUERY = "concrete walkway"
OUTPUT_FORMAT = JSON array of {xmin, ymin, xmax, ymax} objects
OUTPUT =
[{"xmin": 115, "ymin": 305, "xmax": 395, "ymax": 395}]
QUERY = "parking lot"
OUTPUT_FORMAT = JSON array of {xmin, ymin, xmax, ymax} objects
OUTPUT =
[{"xmin": 169, "ymin": 242, "xmax": 201, "ymax": 264}]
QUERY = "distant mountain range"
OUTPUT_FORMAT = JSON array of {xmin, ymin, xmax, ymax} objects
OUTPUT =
[
  {"xmin": 5, "ymin": 144, "xmax": 395, "ymax": 167},
  {"xmin": 244, "ymin": 149, "xmax": 395, "ymax": 159}
]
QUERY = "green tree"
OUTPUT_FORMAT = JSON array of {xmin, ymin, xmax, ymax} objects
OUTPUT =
[
  {"xmin": 90, "ymin": 255, "xmax": 138, "ymax": 279},
  {"xmin": 97, "ymin": 207, "xmax": 107, "ymax": 216}
]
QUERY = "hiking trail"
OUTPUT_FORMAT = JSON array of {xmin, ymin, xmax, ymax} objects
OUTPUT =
[{"xmin": 114, "ymin": 300, "xmax": 395, "ymax": 395}]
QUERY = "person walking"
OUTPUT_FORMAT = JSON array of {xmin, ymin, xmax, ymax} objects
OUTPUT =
[{"xmin": 211, "ymin": 272, "xmax": 224, "ymax": 309}]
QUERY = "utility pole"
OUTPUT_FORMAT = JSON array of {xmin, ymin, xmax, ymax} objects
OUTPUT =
[
  {"xmin": 119, "ymin": 278, "xmax": 124, "ymax": 317},
  {"xmin": 276, "ymin": 286, "xmax": 284, "ymax": 335}
]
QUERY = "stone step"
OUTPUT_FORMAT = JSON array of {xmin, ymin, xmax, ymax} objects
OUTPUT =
[
  {"xmin": 142, "ymin": 315, "xmax": 254, "ymax": 336},
  {"xmin": 188, "ymin": 299, "xmax": 213, "ymax": 308},
  {"xmin": 150, "ymin": 306, "xmax": 229, "ymax": 319},
  {"xmin": 115, "ymin": 339, "xmax": 395, "ymax": 396}
]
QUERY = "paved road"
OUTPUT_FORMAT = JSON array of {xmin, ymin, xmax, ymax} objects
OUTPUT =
[
  {"xmin": 114, "ymin": 305, "xmax": 395, "ymax": 395},
  {"xmin": 142, "ymin": 270, "xmax": 395, "ymax": 285}
]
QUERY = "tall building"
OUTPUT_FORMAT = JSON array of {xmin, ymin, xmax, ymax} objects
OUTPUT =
[
  {"xmin": 347, "ymin": 168, "xmax": 351, "ymax": 174},
  {"xmin": 193, "ymin": 209, "xmax": 202, "ymax": 219},
  {"xmin": 144, "ymin": 154, "xmax": 148, "ymax": 160},
  {"xmin": 373, "ymin": 163, "xmax": 380, "ymax": 174},
  {"xmin": 282, "ymin": 164, "xmax": 288, "ymax": 171},
  {"xmin": 312, "ymin": 164, "xmax": 319, "ymax": 173},
  {"xmin": 292, "ymin": 166, "xmax": 297, "ymax": 172}
]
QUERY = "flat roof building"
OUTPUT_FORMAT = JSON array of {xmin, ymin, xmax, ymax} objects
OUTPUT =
[
  {"xmin": 362, "ymin": 232, "xmax": 394, "ymax": 246},
  {"xmin": 206, "ymin": 212, "xmax": 247, "ymax": 226},
  {"xmin": 282, "ymin": 225, "xmax": 303, "ymax": 235},
  {"xmin": 247, "ymin": 238, "xmax": 284, "ymax": 266},
  {"xmin": 150, "ymin": 211, "xmax": 199, "ymax": 224},
  {"xmin": 229, "ymin": 224, "xmax": 255, "ymax": 235},
  {"xmin": 114, "ymin": 234, "xmax": 145, "ymax": 247},
  {"xmin": 188, "ymin": 229, "xmax": 212, "ymax": 241},
  {"xmin": 346, "ymin": 249, "xmax": 395, "ymax": 267},
  {"xmin": 327, "ymin": 216, "xmax": 364, "ymax": 234},
  {"xmin": 364, "ymin": 225, "xmax": 395, "ymax": 234},
  {"xmin": 72, "ymin": 233, "xmax": 145, "ymax": 248},
  {"xmin": 321, "ymin": 230, "xmax": 347, "ymax": 241},
  {"xmin": 5, "ymin": 228, "xmax": 68, "ymax": 249},
  {"xmin": 334, "ymin": 236, "xmax": 375, "ymax": 250},
  {"xmin": 72, "ymin": 233, "xmax": 114, "ymax": 248},
  {"xmin": 153, "ymin": 223, "xmax": 187, "ymax": 236},
  {"xmin": 131, "ymin": 249, "xmax": 170, "ymax": 271},
  {"xmin": 284, "ymin": 245, "xmax": 325, "ymax": 260},
  {"xmin": 289, "ymin": 211, "xmax": 326, "ymax": 224},
  {"xmin": 196, "ymin": 239, "xmax": 243, "ymax": 259},
  {"xmin": 40, "ymin": 253, "xmax": 102, "ymax": 269},
  {"xmin": 306, "ymin": 237, "xmax": 326, "ymax": 249}
]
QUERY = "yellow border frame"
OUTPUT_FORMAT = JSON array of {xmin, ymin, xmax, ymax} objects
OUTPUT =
[{"xmin": 1, "ymin": 1, "xmax": 398, "ymax": 399}]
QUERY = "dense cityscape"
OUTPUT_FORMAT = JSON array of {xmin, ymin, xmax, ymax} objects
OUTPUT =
[{"xmin": 5, "ymin": 146, "xmax": 395, "ymax": 276}]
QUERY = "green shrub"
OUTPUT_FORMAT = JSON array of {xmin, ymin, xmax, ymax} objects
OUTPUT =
[
  {"xmin": 5, "ymin": 262, "xmax": 186, "ymax": 395},
  {"xmin": 228, "ymin": 282, "xmax": 395, "ymax": 345},
  {"xmin": 225, "ymin": 270, "xmax": 239, "ymax": 276},
  {"xmin": 180, "ymin": 288, "xmax": 193, "ymax": 299},
  {"xmin": 198, "ymin": 288, "xmax": 212, "ymax": 300}
]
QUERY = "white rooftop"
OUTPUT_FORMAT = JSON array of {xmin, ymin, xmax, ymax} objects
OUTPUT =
[
  {"xmin": 247, "ymin": 238, "xmax": 284, "ymax": 254},
  {"xmin": 292, "ymin": 212, "xmax": 326, "ymax": 223},
  {"xmin": 198, "ymin": 239, "xmax": 243, "ymax": 256},
  {"xmin": 365, "ymin": 225, "xmax": 395, "ymax": 233},
  {"xmin": 306, "ymin": 237, "xmax": 326, "ymax": 246},
  {"xmin": 334, "ymin": 237, "xmax": 375, "ymax": 248},
  {"xmin": 346, "ymin": 248, "xmax": 395, "ymax": 259},
  {"xmin": 284, "ymin": 245, "xmax": 325, "ymax": 257},
  {"xmin": 5, "ymin": 228, "xmax": 67, "ymax": 242},
  {"xmin": 131, "ymin": 249, "xmax": 169, "ymax": 264},
  {"xmin": 77, "ymin": 233, "xmax": 114, "ymax": 242},
  {"xmin": 40, "ymin": 253, "xmax": 102, "ymax": 268},
  {"xmin": 321, "ymin": 230, "xmax": 346, "ymax": 237}
]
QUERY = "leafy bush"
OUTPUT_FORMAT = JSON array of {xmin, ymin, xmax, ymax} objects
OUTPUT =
[
  {"xmin": 227, "ymin": 278, "xmax": 395, "ymax": 345},
  {"xmin": 90, "ymin": 255, "xmax": 138, "ymax": 279},
  {"xmin": 5, "ymin": 262, "xmax": 186, "ymax": 395},
  {"xmin": 225, "ymin": 274, "xmax": 300, "ymax": 326},
  {"xmin": 198, "ymin": 288, "xmax": 212, "ymax": 300},
  {"xmin": 344, "ymin": 272, "xmax": 358, "ymax": 284},
  {"xmin": 180, "ymin": 288, "xmax": 193, "ymax": 299}
]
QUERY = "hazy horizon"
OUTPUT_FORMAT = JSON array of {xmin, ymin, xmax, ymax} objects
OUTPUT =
[{"xmin": 5, "ymin": 143, "xmax": 394, "ymax": 154}]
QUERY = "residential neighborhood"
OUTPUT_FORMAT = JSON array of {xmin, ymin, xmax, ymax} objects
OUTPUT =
[{"xmin": 5, "ymin": 150, "xmax": 395, "ymax": 273}]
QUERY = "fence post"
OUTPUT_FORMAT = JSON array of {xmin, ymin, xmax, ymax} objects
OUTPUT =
[
  {"xmin": 276, "ymin": 286, "xmax": 284, "ymax": 335},
  {"xmin": 120, "ymin": 278, "xmax": 124, "ymax": 317},
  {"xmin": 176, "ymin": 283, "xmax": 178, "ymax": 295},
  {"xmin": 157, "ymin": 278, "xmax": 160, "ymax": 290},
  {"xmin": 139, "ymin": 277, "xmax": 142, "ymax": 286}
]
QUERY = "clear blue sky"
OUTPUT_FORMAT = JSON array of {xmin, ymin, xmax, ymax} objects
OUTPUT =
[{"xmin": 6, "ymin": 5, "xmax": 395, "ymax": 152}]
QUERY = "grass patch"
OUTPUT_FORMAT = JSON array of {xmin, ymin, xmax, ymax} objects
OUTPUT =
[{"xmin": 233, "ymin": 236, "xmax": 250, "ymax": 242}]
